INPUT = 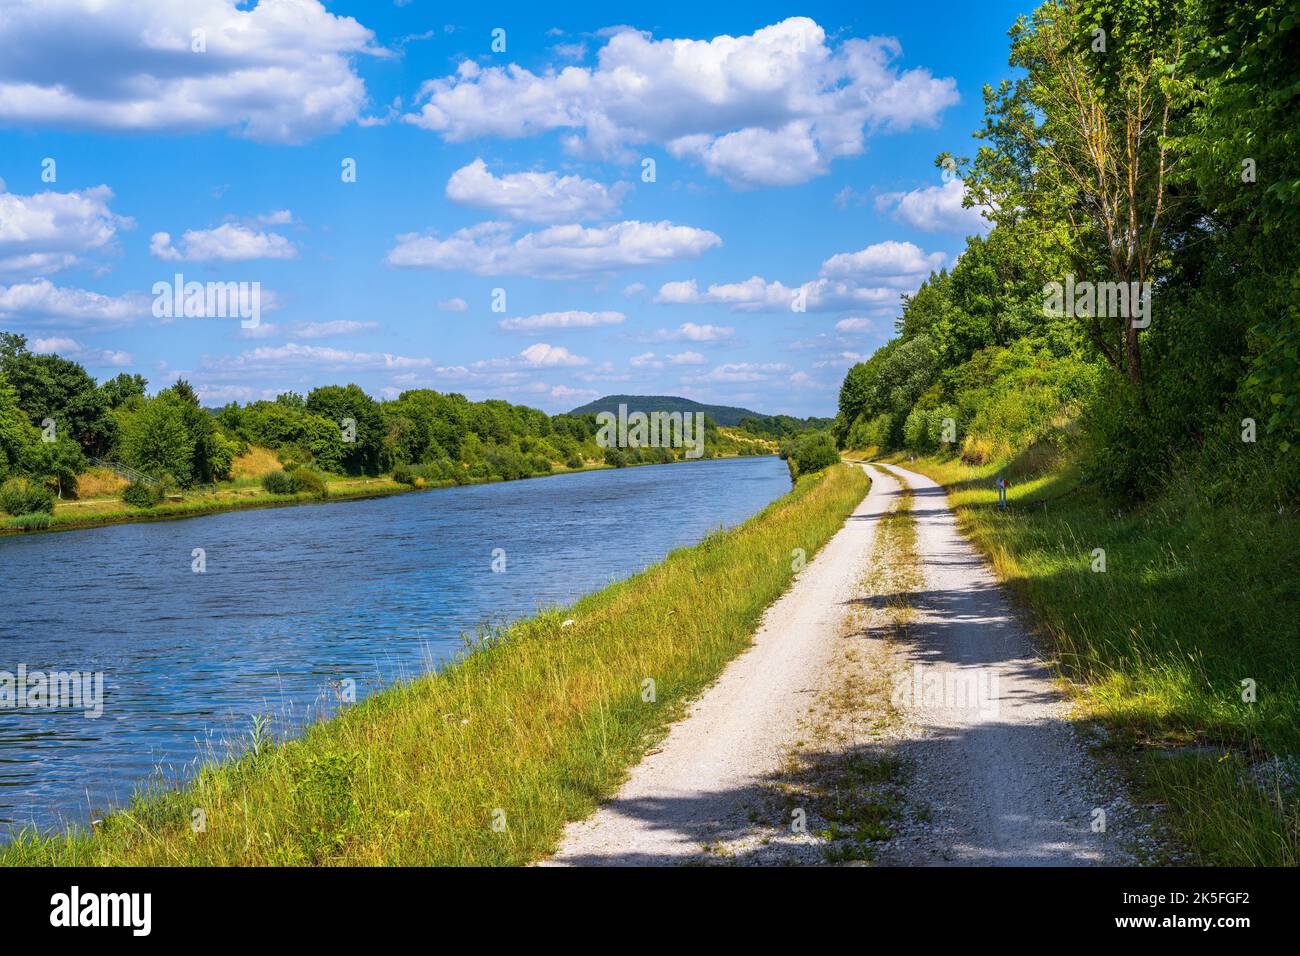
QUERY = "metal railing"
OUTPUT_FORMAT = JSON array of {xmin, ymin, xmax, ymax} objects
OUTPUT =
[{"xmin": 87, "ymin": 457, "xmax": 158, "ymax": 486}]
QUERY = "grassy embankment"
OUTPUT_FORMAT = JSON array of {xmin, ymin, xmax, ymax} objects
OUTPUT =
[
  {"xmin": 870, "ymin": 447, "xmax": 1299, "ymax": 866},
  {"xmin": 1, "ymin": 435, "xmax": 778, "ymax": 536},
  {"xmin": 1, "ymin": 462, "xmax": 869, "ymax": 865}
]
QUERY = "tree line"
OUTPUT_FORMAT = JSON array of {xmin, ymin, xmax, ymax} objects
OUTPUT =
[
  {"xmin": 0, "ymin": 332, "xmax": 784, "ymax": 515},
  {"xmin": 836, "ymin": 0, "xmax": 1298, "ymax": 500}
]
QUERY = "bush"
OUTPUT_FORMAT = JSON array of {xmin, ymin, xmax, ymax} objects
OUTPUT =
[
  {"xmin": 786, "ymin": 432, "xmax": 840, "ymax": 478},
  {"xmin": 0, "ymin": 477, "xmax": 55, "ymax": 516},
  {"xmin": 290, "ymin": 466, "xmax": 329, "ymax": 499},
  {"xmin": 260, "ymin": 469, "xmax": 296, "ymax": 495},
  {"xmin": 604, "ymin": 447, "xmax": 629, "ymax": 468},
  {"xmin": 121, "ymin": 480, "xmax": 161, "ymax": 509},
  {"xmin": 392, "ymin": 463, "xmax": 416, "ymax": 485}
]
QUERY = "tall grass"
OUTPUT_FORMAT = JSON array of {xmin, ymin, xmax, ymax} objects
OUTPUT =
[
  {"xmin": 885, "ymin": 448, "xmax": 1299, "ymax": 865},
  {"xmin": 2, "ymin": 463, "xmax": 869, "ymax": 866}
]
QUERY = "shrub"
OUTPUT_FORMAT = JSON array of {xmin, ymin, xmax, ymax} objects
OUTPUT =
[
  {"xmin": 260, "ymin": 469, "xmax": 296, "ymax": 495},
  {"xmin": 0, "ymin": 477, "xmax": 55, "ymax": 516},
  {"xmin": 289, "ymin": 466, "xmax": 329, "ymax": 499},
  {"xmin": 392, "ymin": 463, "xmax": 416, "ymax": 485},
  {"xmin": 604, "ymin": 447, "xmax": 629, "ymax": 468},
  {"xmin": 121, "ymin": 480, "xmax": 160, "ymax": 509},
  {"xmin": 485, "ymin": 447, "xmax": 530, "ymax": 481},
  {"xmin": 786, "ymin": 432, "xmax": 840, "ymax": 478}
]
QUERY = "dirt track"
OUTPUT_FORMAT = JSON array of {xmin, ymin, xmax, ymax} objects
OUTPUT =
[{"xmin": 545, "ymin": 463, "xmax": 1130, "ymax": 866}]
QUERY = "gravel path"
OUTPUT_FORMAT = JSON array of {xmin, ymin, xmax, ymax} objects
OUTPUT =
[
  {"xmin": 543, "ymin": 464, "xmax": 888, "ymax": 866},
  {"xmin": 873, "ymin": 463, "xmax": 1128, "ymax": 865},
  {"xmin": 544, "ymin": 462, "xmax": 1133, "ymax": 866}
]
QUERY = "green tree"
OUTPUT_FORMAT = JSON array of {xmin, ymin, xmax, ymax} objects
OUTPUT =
[
  {"xmin": 0, "ymin": 334, "xmax": 115, "ymax": 454},
  {"xmin": 966, "ymin": 0, "xmax": 1187, "ymax": 385},
  {"xmin": 306, "ymin": 384, "xmax": 381, "ymax": 474},
  {"xmin": 0, "ymin": 371, "xmax": 36, "ymax": 481},
  {"xmin": 119, "ymin": 395, "xmax": 194, "ymax": 484},
  {"xmin": 100, "ymin": 372, "xmax": 148, "ymax": 409}
]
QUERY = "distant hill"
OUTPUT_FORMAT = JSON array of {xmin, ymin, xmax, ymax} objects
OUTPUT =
[{"xmin": 567, "ymin": 395, "xmax": 767, "ymax": 427}]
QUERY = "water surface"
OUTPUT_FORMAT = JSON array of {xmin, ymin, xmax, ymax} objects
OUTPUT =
[{"xmin": 0, "ymin": 457, "xmax": 789, "ymax": 836}]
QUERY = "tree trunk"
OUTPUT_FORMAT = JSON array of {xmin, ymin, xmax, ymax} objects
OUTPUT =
[{"xmin": 1125, "ymin": 321, "xmax": 1143, "ymax": 387}]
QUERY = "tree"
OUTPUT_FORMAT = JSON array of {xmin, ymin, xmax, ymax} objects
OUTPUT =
[
  {"xmin": 23, "ymin": 435, "xmax": 85, "ymax": 499},
  {"xmin": 0, "ymin": 333, "xmax": 116, "ymax": 454},
  {"xmin": 966, "ymin": 0, "xmax": 1187, "ymax": 386},
  {"xmin": 100, "ymin": 372, "xmax": 148, "ymax": 409},
  {"xmin": 0, "ymin": 371, "xmax": 36, "ymax": 481},
  {"xmin": 306, "ymin": 384, "xmax": 381, "ymax": 474},
  {"xmin": 118, "ymin": 395, "xmax": 194, "ymax": 485}
]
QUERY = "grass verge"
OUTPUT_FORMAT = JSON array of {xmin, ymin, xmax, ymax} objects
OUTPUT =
[
  {"xmin": 881, "ymin": 449, "xmax": 1299, "ymax": 865},
  {"xmin": 1, "ymin": 462, "xmax": 870, "ymax": 865}
]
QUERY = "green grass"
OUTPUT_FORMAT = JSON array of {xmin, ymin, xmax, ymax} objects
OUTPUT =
[
  {"xmin": 1, "ymin": 462, "xmax": 869, "ymax": 866},
  {"xmin": 882, "ymin": 447, "xmax": 1299, "ymax": 865}
]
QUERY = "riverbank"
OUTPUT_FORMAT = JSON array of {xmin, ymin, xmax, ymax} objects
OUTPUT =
[
  {"xmin": 870, "ymin": 449, "xmax": 1299, "ymax": 866},
  {"xmin": 0, "ymin": 451, "xmax": 773, "ymax": 537},
  {"xmin": 1, "ymin": 462, "xmax": 869, "ymax": 865}
]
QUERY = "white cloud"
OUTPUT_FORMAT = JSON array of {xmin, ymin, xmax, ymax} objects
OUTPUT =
[
  {"xmin": 551, "ymin": 384, "xmax": 598, "ymax": 402},
  {"xmin": 813, "ymin": 351, "xmax": 870, "ymax": 369},
  {"xmin": 820, "ymin": 240, "xmax": 944, "ymax": 280},
  {"xmin": 641, "ymin": 322, "xmax": 735, "ymax": 344},
  {"xmin": 0, "ymin": 279, "xmax": 144, "ymax": 329},
  {"xmin": 684, "ymin": 362, "xmax": 789, "ymax": 384},
  {"xmin": 30, "ymin": 336, "xmax": 132, "ymax": 367},
  {"xmin": 446, "ymin": 158, "xmax": 628, "ymax": 223},
  {"xmin": 386, "ymin": 220, "xmax": 720, "ymax": 278},
  {"xmin": 498, "ymin": 310, "xmax": 625, "ymax": 333},
  {"xmin": 667, "ymin": 351, "xmax": 706, "ymax": 365},
  {"xmin": 240, "ymin": 322, "xmax": 279, "ymax": 339},
  {"xmin": 875, "ymin": 178, "xmax": 991, "ymax": 234},
  {"xmin": 257, "ymin": 209, "xmax": 295, "ymax": 226},
  {"xmin": 834, "ymin": 317, "xmax": 873, "ymax": 332},
  {"xmin": 655, "ymin": 241, "xmax": 943, "ymax": 314},
  {"xmin": 833, "ymin": 186, "xmax": 868, "ymax": 209},
  {"xmin": 623, "ymin": 282, "xmax": 646, "ymax": 297},
  {"xmin": 150, "ymin": 223, "xmax": 298, "ymax": 262},
  {"xmin": 29, "ymin": 336, "xmax": 79, "ymax": 354},
  {"xmin": 405, "ymin": 18, "xmax": 958, "ymax": 186},
  {"xmin": 0, "ymin": 185, "xmax": 131, "ymax": 276},
  {"xmin": 0, "ymin": 0, "xmax": 381, "ymax": 143},
  {"xmin": 212, "ymin": 343, "xmax": 433, "ymax": 372},
  {"xmin": 631, "ymin": 351, "xmax": 702, "ymax": 371},
  {"xmin": 656, "ymin": 276, "xmax": 895, "ymax": 313},
  {"xmin": 437, "ymin": 297, "xmax": 469, "ymax": 312},
  {"xmin": 519, "ymin": 343, "xmax": 588, "ymax": 367},
  {"xmin": 295, "ymin": 320, "xmax": 377, "ymax": 338}
]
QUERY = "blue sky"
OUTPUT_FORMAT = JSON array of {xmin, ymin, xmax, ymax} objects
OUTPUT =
[{"xmin": 0, "ymin": 0, "xmax": 1028, "ymax": 416}]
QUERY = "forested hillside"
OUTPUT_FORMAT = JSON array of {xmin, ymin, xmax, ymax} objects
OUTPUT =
[{"xmin": 836, "ymin": 0, "xmax": 1297, "ymax": 503}]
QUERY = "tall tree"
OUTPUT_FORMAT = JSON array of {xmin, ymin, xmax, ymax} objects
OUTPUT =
[{"xmin": 966, "ymin": 0, "xmax": 1187, "ymax": 386}]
